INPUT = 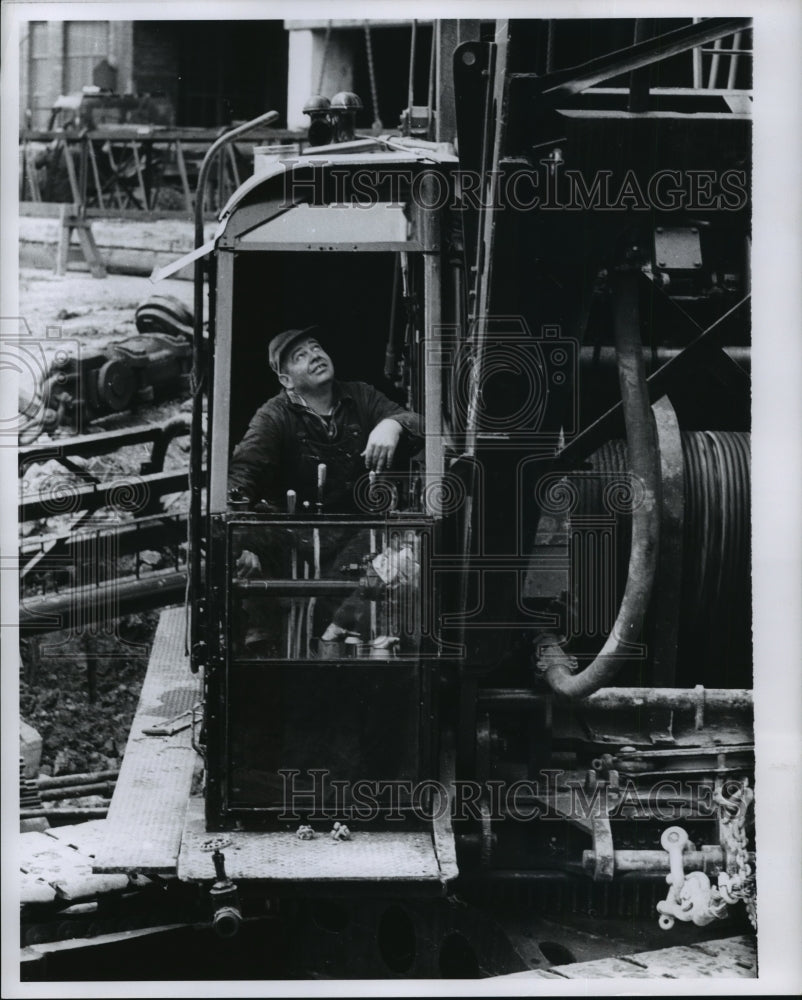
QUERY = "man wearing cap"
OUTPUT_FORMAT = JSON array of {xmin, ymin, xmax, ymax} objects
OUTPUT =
[
  {"xmin": 229, "ymin": 327, "xmax": 422, "ymax": 520},
  {"xmin": 229, "ymin": 330, "xmax": 423, "ymax": 654}
]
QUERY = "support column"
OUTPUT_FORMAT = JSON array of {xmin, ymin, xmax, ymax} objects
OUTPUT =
[
  {"xmin": 19, "ymin": 21, "xmax": 31, "ymax": 128},
  {"xmin": 287, "ymin": 27, "xmax": 355, "ymax": 130},
  {"xmin": 109, "ymin": 21, "xmax": 134, "ymax": 94},
  {"xmin": 47, "ymin": 21, "xmax": 65, "ymax": 108},
  {"xmin": 436, "ymin": 20, "xmax": 481, "ymax": 145}
]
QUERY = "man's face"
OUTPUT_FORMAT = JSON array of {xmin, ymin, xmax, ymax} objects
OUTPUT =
[{"xmin": 278, "ymin": 338, "xmax": 334, "ymax": 394}]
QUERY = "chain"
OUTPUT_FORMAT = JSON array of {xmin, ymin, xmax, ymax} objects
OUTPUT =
[
  {"xmin": 317, "ymin": 21, "xmax": 332, "ymax": 95},
  {"xmin": 363, "ymin": 23, "xmax": 383, "ymax": 130},
  {"xmin": 714, "ymin": 776, "xmax": 756, "ymax": 929}
]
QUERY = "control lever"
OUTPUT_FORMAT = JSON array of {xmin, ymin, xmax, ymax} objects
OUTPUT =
[
  {"xmin": 287, "ymin": 490, "xmax": 298, "ymax": 657},
  {"xmin": 317, "ymin": 463, "xmax": 327, "ymax": 514}
]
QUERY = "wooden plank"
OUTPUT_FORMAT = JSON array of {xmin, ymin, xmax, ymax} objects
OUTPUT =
[
  {"xmin": 92, "ymin": 606, "xmax": 201, "ymax": 874},
  {"xmin": 496, "ymin": 934, "xmax": 757, "ymax": 980},
  {"xmin": 19, "ymin": 829, "xmax": 128, "ymax": 902},
  {"xmin": 54, "ymin": 207, "xmax": 108, "ymax": 279},
  {"xmin": 43, "ymin": 820, "xmax": 110, "ymax": 855},
  {"xmin": 55, "ymin": 203, "xmax": 71, "ymax": 276},
  {"xmin": 74, "ymin": 219, "xmax": 108, "ymax": 279},
  {"xmin": 20, "ymin": 872, "xmax": 57, "ymax": 905},
  {"xmin": 21, "ymin": 923, "xmax": 188, "ymax": 958}
]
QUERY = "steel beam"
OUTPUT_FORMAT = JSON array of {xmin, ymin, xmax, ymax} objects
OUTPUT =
[
  {"xmin": 20, "ymin": 469, "xmax": 195, "ymax": 522},
  {"xmin": 555, "ymin": 291, "xmax": 750, "ymax": 468},
  {"xmin": 537, "ymin": 18, "xmax": 751, "ymax": 100}
]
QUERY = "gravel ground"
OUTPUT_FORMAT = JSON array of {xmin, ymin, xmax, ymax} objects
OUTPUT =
[{"xmin": 18, "ymin": 266, "xmax": 194, "ymax": 779}]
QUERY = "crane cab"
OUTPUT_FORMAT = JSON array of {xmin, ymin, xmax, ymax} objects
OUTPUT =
[{"xmin": 192, "ymin": 144, "xmax": 461, "ymax": 855}]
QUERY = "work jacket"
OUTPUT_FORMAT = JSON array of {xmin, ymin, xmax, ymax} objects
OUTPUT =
[{"xmin": 228, "ymin": 381, "xmax": 422, "ymax": 513}]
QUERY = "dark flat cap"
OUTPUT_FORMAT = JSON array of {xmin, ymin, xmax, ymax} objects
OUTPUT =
[{"xmin": 268, "ymin": 326, "xmax": 322, "ymax": 373}]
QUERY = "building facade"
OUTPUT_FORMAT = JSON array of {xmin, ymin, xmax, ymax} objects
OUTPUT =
[{"xmin": 18, "ymin": 18, "xmax": 439, "ymax": 134}]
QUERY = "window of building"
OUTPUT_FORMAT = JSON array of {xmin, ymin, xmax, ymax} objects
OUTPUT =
[
  {"xmin": 64, "ymin": 21, "xmax": 110, "ymax": 93},
  {"xmin": 28, "ymin": 21, "xmax": 51, "ymax": 128}
]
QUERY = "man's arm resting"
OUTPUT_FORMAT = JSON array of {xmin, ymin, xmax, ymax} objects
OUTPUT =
[
  {"xmin": 359, "ymin": 383, "xmax": 423, "ymax": 440},
  {"xmin": 362, "ymin": 417, "xmax": 404, "ymax": 472}
]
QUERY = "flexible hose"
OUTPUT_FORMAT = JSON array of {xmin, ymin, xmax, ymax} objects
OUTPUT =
[{"xmin": 538, "ymin": 270, "xmax": 661, "ymax": 699}]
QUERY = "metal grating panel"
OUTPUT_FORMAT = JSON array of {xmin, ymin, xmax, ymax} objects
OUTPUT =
[
  {"xmin": 179, "ymin": 796, "xmax": 442, "ymax": 882},
  {"xmin": 92, "ymin": 606, "xmax": 201, "ymax": 874}
]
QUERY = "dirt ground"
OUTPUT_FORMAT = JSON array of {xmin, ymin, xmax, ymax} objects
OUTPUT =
[{"xmin": 18, "ymin": 266, "xmax": 194, "ymax": 779}]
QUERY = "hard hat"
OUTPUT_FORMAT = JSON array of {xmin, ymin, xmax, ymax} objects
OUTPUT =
[
  {"xmin": 302, "ymin": 95, "xmax": 331, "ymax": 116},
  {"xmin": 330, "ymin": 92, "xmax": 363, "ymax": 111}
]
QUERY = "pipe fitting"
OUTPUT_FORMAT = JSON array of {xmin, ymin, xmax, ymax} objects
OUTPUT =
[
  {"xmin": 209, "ymin": 849, "xmax": 241, "ymax": 938},
  {"xmin": 212, "ymin": 903, "xmax": 243, "ymax": 939}
]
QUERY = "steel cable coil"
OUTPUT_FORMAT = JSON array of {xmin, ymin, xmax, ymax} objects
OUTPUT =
[{"xmin": 567, "ymin": 431, "xmax": 750, "ymax": 686}]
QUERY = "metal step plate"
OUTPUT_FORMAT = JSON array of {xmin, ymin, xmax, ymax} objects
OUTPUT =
[{"xmin": 179, "ymin": 795, "xmax": 444, "ymax": 883}]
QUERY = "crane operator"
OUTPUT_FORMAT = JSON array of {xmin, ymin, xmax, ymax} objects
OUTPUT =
[{"xmin": 228, "ymin": 326, "xmax": 423, "ymax": 656}]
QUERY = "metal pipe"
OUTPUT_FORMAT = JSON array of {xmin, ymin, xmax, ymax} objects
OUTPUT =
[
  {"xmin": 384, "ymin": 257, "xmax": 401, "ymax": 380},
  {"xmin": 537, "ymin": 270, "xmax": 660, "ymax": 700},
  {"xmin": 190, "ymin": 109, "xmax": 278, "ymax": 659},
  {"xmin": 20, "ymin": 806, "xmax": 109, "ymax": 821},
  {"xmin": 458, "ymin": 869, "xmax": 579, "ymax": 883},
  {"xmin": 582, "ymin": 847, "xmax": 726, "ymax": 875},
  {"xmin": 628, "ymin": 20, "xmax": 654, "ymax": 113},
  {"xmin": 427, "ymin": 23, "xmax": 437, "ymax": 116},
  {"xmin": 692, "ymin": 19, "xmax": 702, "ymax": 88},
  {"xmin": 554, "ymin": 293, "xmax": 750, "ymax": 471},
  {"xmin": 296, "ymin": 561, "xmax": 309, "ymax": 658},
  {"xmin": 708, "ymin": 37, "xmax": 723, "ymax": 89},
  {"xmin": 307, "ymin": 525, "xmax": 321, "ymax": 656},
  {"xmin": 21, "ymin": 569, "xmax": 187, "ymax": 634},
  {"xmin": 212, "ymin": 905, "xmax": 243, "ymax": 939},
  {"xmin": 580, "ymin": 345, "xmax": 751, "ymax": 372},
  {"xmin": 727, "ymin": 31, "xmax": 743, "ymax": 89},
  {"xmin": 370, "ymin": 527, "xmax": 378, "ymax": 638},
  {"xmin": 408, "ymin": 20, "xmax": 418, "ymax": 112},
  {"xmin": 39, "ymin": 781, "xmax": 117, "ymax": 801},
  {"xmin": 287, "ymin": 489, "xmax": 297, "ymax": 658},
  {"xmin": 37, "ymin": 769, "xmax": 119, "ymax": 790},
  {"xmin": 542, "ymin": 18, "xmax": 751, "ymax": 100},
  {"xmin": 477, "ymin": 687, "xmax": 753, "ymax": 712}
]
